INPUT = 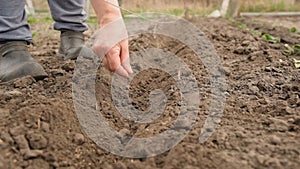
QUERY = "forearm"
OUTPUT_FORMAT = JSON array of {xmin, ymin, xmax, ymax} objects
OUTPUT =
[{"xmin": 90, "ymin": 0, "xmax": 122, "ymax": 27}]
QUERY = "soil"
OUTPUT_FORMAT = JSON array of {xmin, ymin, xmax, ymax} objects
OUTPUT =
[{"xmin": 0, "ymin": 16, "xmax": 299, "ymax": 169}]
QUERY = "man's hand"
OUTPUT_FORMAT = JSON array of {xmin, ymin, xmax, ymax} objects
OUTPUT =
[
  {"xmin": 91, "ymin": 0, "xmax": 133, "ymax": 77},
  {"xmin": 101, "ymin": 39, "xmax": 132, "ymax": 77}
]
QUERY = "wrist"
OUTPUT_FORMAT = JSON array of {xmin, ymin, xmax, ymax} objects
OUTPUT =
[
  {"xmin": 99, "ymin": 11, "xmax": 122, "ymax": 27},
  {"xmin": 91, "ymin": 0, "xmax": 122, "ymax": 27}
]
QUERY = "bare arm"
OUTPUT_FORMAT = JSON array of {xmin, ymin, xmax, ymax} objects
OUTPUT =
[
  {"xmin": 90, "ymin": 0, "xmax": 121, "ymax": 26},
  {"xmin": 90, "ymin": 0, "xmax": 132, "ymax": 77}
]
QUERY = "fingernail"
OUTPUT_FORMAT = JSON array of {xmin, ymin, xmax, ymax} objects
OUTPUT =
[
  {"xmin": 127, "ymin": 66, "xmax": 133, "ymax": 74},
  {"xmin": 116, "ymin": 67, "xmax": 129, "ymax": 77},
  {"xmin": 122, "ymin": 62, "xmax": 133, "ymax": 75}
]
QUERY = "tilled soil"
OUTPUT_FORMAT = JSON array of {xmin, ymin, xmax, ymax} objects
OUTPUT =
[{"xmin": 0, "ymin": 17, "xmax": 299, "ymax": 169}]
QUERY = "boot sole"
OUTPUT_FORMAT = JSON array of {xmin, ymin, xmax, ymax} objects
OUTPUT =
[{"xmin": 0, "ymin": 62, "xmax": 48, "ymax": 84}]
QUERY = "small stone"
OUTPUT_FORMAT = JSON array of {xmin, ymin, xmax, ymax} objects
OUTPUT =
[
  {"xmin": 222, "ymin": 67, "xmax": 231, "ymax": 76},
  {"xmin": 265, "ymin": 157, "xmax": 281, "ymax": 168},
  {"xmin": 272, "ymin": 67, "xmax": 282, "ymax": 73},
  {"xmin": 0, "ymin": 109, "xmax": 10, "ymax": 119},
  {"xmin": 41, "ymin": 122, "xmax": 50, "ymax": 132},
  {"xmin": 248, "ymin": 54, "xmax": 257, "ymax": 61},
  {"xmin": 73, "ymin": 133, "xmax": 85, "ymax": 145},
  {"xmin": 60, "ymin": 167, "xmax": 75, "ymax": 169},
  {"xmin": 287, "ymin": 93, "xmax": 299, "ymax": 106},
  {"xmin": 21, "ymin": 149, "xmax": 43, "ymax": 160},
  {"xmin": 0, "ymin": 155, "xmax": 5, "ymax": 169},
  {"xmin": 42, "ymin": 152, "xmax": 57, "ymax": 163},
  {"xmin": 61, "ymin": 61, "xmax": 75, "ymax": 72},
  {"xmin": 5, "ymin": 90, "xmax": 23, "ymax": 97},
  {"xmin": 96, "ymin": 149, "xmax": 105, "ymax": 156},
  {"xmin": 14, "ymin": 76, "xmax": 35, "ymax": 88},
  {"xmin": 60, "ymin": 161, "xmax": 71, "ymax": 167},
  {"xmin": 235, "ymin": 131, "xmax": 246, "ymax": 138},
  {"xmin": 249, "ymin": 85, "xmax": 259, "ymax": 94},
  {"xmin": 287, "ymin": 118, "xmax": 294, "ymax": 123},
  {"xmin": 14, "ymin": 135, "xmax": 30, "ymax": 150},
  {"xmin": 269, "ymin": 135, "xmax": 281, "ymax": 145},
  {"xmin": 234, "ymin": 46, "xmax": 245, "ymax": 55},
  {"xmin": 50, "ymin": 69, "xmax": 65, "ymax": 76},
  {"xmin": 269, "ymin": 43, "xmax": 282, "ymax": 49},
  {"xmin": 265, "ymin": 67, "xmax": 272, "ymax": 72},
  {"xmin": 224, "ymin": 141, "xmax": 231, "ymax": 149},
  {"xmin": 285, "ymin": 107, "xmax": 294, "ymax": 115},
  {"xmin": 248, "ymin": 150, "xmax": 256, "ymax": 157},
  {"xmin": 113, "ymin": 161, "xmax": 127, "ymax": 169},
  {"xmin": 119, "ymin": 129, "xmax": 130, "ymax": 136},
  {"xmin": 256, "ymin": 154, "xmax": 268, "ymax": 165},
  {"xmin": 247, "ymin": 45, "xmax": 259, "ymax": 53},
  {"xmin": 9, "ymin": 125, "xmax": 26, "ymax": 136},
  {"xmin": 0, "ymin": 132, "xmax": 14, "ymax": 145},
  {"xmin": 248, "ymin": 51, "xmax": 263, "ymax": 61},
  {"xmin": 30, "ymin": 158, "xmax": 50, "ymax": 169},
  {"xmin": 293, "ymin": 118, "xmax": 300, "ymax": 126},
  {"xmin": 270, "ymin": 118, "xmax": 289, "ymax": 132},
  {"xmin": 26, "ymin": 133, "xmax": 48, "ymax": 149},
  {"xmin": 102, "ymin": 162, "xmax": 113, "ymax": 169},
  {"xmin": 241, "ymin": 40, "xmax": 251, "ymax": 46},
  {"xmin": 51, "ymin": 162, "xmax": 59, "ymax": 168},
  {"xmin": 266, "ymin": 55, "xmax": 273, "ymax": 62},
  {"xmin": 258, "ymin": 98, "xmax": 269, "ymax": 105}
]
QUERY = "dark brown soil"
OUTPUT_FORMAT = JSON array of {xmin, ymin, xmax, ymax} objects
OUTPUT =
[{"xmin": 0, "ymin": 16, "xmax": 299, "ymax": 169}]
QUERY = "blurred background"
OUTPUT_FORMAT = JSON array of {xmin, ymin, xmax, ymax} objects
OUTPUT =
[{"xmin": 30, "ymin": 0, "xmax": 300, "ymax": 17}]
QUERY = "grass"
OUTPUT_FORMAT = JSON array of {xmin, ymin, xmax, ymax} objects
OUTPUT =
[
  {"xmin": 28, "ymin": 14, "xmax": 98, "ymax": 25},
  {"xmin": 262, "ymin": 34, "xmax": 281, "ymax": 43},
  {"xmin": 122, "ymin": 7, "xmax": 217, "ymax": 17},
  {"xmin": 86, "ymin": 16, "xmax": 98, "ymax": 24},
  {"xmin": 240, "ymin": 0, "xmax": 300, "ymax": 12},
  {"xmin": 30, "ymin": 0, "xmax": 300, "ymax": 21},
  {"xmin": 27, "ymin": 15, "xmax": 53, "ymax": 24},
  {"xmin": 290, "ymin": 27, "xmax": 300, "ymax": 34},
  {"xmin": 229, "ymin": 19, "xmax": 263, "ymax": 36},
  {"xmin": 284, "ymin": 44, "xmax": 300, "ymax": 56}
]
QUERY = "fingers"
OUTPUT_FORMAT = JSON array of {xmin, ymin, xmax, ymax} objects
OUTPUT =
[
  {"xmin": 104, "ymin": 43, "xmax": 131, "ymax": 77},
  {"xmin": 102, "ymin": 54, "xmax": 129, "ymax": 77},
  {"xmin": 115, "ymin": 66, "xmax": 129, "ymax": 77},
  {"xmin": 120, "ymin": 40, "xmax": 133, "ymax": 74},
  {"xmin": 106, "ymin": 45, "xmax": 121, "ymax": 71},
  {"xmin": 93, "ymin": 39, "xmax": 133, "ymax": 77}
]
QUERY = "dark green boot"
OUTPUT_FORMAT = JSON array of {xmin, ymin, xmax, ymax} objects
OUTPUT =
[
  {"xmin": 59, "ymin": 31, "xmax": 85, "ymax": 60},
  {"xmin": 0, "ymin": 41, "xmax": 48, "ymax": 83}
]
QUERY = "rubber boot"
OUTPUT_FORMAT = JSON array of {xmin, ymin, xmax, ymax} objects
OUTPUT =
[
  {"xmin": 59, "ymin": 31, "xmax": 85, "ymax": 60},
  {"xmin": 0, "ymin": 41, "xmax": 48, "ymax": 83}
]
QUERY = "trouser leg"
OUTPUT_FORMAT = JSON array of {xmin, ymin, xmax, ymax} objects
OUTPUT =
[
  {"xmin": 0, "ymin": 0, "xmax": 32, "ymax": 43},
  {"xmin": 48, "ymin": 0, "xmax": 88, "ymax": 32}
]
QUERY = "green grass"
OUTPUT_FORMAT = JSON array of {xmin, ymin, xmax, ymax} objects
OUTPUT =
[
  {"xmin": 122, "ymin": 7, "xmax": 217, "ymax": 17},
  {"xmin": 284, "ymin": 44, "xmax": 300, "ymax": 56},
  {"xmin": 86, "ymin": 16, "xmax": 98, "ymax": 24},
  {"xmin": 27, "ymin": 17, "xmax": 37, "ymax": 24},
  {"xmin": 27, "ymin": 15, "xmax": 53, "ymax": 24},
  {"xmin": 32, "ymin": 32, "xmax": 37, "ymax": 38},
  {"xmin": 262, "ymin": 34, "xmax": 281, "ymax": 43},
  {"xmin": 240, "ymin": 0, "xmax": 300, "ymax": 12},
  {"xmin": 28, "ymin": 14, "xmax": 98, "ymax": 25},
  {"xmin": 229, "ymin": 19, "xmax": 263, "ymax": 36}
]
